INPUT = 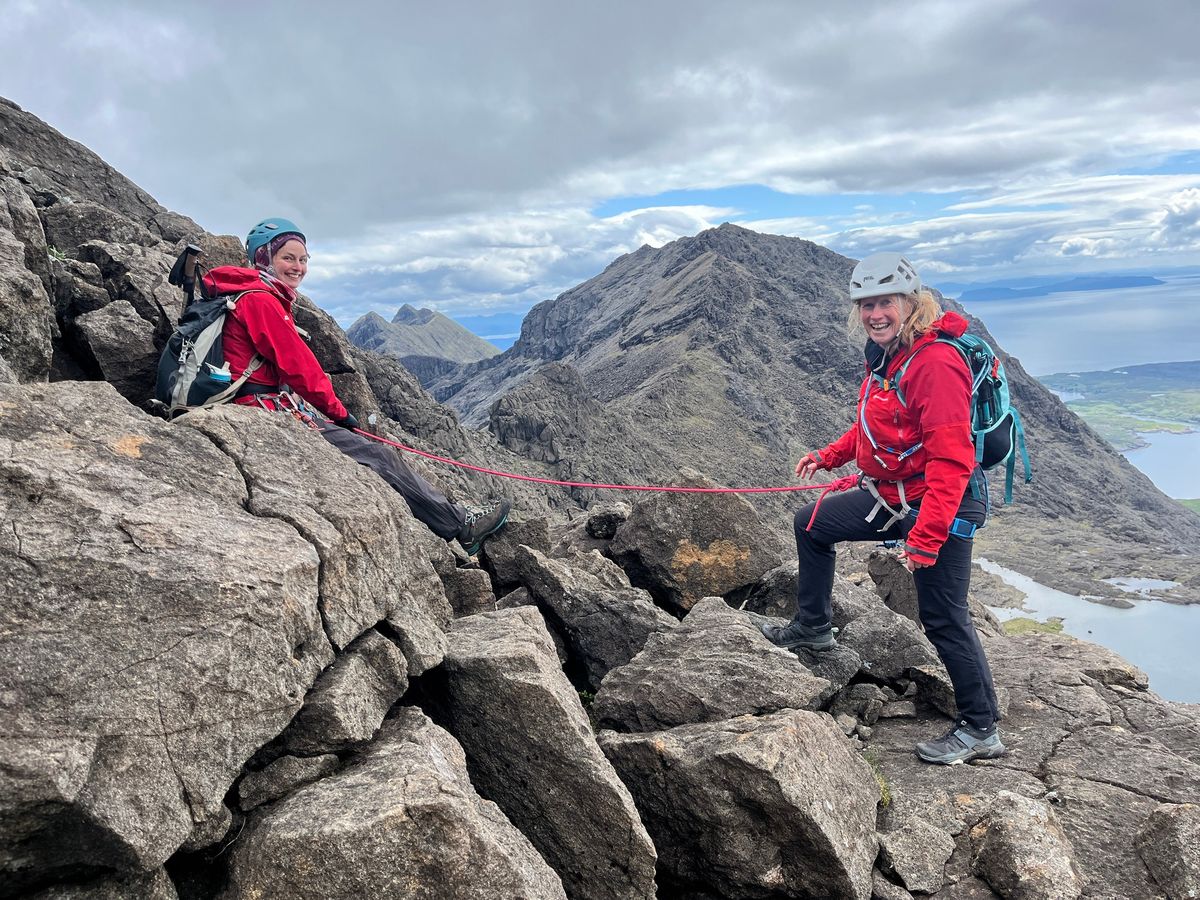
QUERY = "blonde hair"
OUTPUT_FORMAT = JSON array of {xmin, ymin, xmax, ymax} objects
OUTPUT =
[{"xmin": 847, "ymin": 289, "xmax": 942, "ymax": 348}]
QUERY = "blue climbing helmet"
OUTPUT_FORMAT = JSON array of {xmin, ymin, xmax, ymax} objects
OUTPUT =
[{"xmin": 246, "ymin": 217, "xmax": 305, "ymax": 267}]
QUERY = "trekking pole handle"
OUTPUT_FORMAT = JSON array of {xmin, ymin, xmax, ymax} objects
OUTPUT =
[{"xmin": 182, "ymin": 244, "xmax": 202, "ymax": 280}]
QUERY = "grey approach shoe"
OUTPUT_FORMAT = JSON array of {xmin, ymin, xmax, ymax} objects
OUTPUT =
[
  {"xmin": 457, "ymin": 499, "xmax": 512, "ymax": 556},
  {"xmin": 759, "ymin": 619, "xmax": 837, "ymax": 652},
  {"xmin": 916, "ymin": 721, "xmax": 1006, "ymax": 765}
]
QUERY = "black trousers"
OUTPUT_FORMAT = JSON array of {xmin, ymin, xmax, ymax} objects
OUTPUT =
[
  {"xmin": 316, "ymin": 419, "xmax": 467, "ymax": 541},
  {"xmin": 793, "ymin": 480, "xmax": 1000, "ymax": 730}
]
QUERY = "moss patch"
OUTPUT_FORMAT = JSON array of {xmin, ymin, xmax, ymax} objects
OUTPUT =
[{"xmin": 1002, "ymin": 616, "xmax": 1065, "ymax": 636}]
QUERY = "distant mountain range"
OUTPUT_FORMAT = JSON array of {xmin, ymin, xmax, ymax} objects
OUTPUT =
[
  {"xmin": 429, "ymin": 224, "xmax": 1200, "ymax": 599},
  {"xmin": 347, "ymin": 304, "xmax": 500, "ymax": 384},
  {"xmin": 955, "ymin": 275, "xmax": 1164, "ymax": 302}
]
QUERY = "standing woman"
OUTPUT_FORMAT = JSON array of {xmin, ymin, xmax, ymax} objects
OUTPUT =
[
  {"xmin": 762, "ymin": 252, "xmax": 1003, "ymax": 765},
  {"xmin": 203, "ymin": 217, "xmax": 510, "ymax": 555}
]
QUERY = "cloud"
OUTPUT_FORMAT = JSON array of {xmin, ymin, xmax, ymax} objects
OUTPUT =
[
  {"xmin": 1152, "ymin": 188, "xmax": 1200, "ymax": 247},
  {"xmin": 306, "ymin": 205, "xmax": 728, "ymax": 326},
  {"xmin": 2, "ymin": 0, "xmax": 1197, "ymax": 320}
]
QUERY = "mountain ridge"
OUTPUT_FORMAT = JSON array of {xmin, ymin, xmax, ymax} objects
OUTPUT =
[{"xmin": 347, "ymin": 303, "xmax": 500, "ymax": 385}]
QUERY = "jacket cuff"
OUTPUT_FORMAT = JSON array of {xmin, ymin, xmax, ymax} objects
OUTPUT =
[{"xmin": 904, "ymin": 542, "xmax": 939, "ymax": 564}]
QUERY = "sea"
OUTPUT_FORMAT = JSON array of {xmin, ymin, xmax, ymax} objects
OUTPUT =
[{"xmin": 956, "ymin": 274, "xmax": 1200, "ymax": 702}]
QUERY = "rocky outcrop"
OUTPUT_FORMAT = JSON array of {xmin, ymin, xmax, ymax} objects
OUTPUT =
[
  {"xmin": 431, "ymin": 607, "xmax": 657, "ymax": 900},
  {"xmin": 222, "ymin": 708, "xmax": 566, "ymax": 900},
  {"xmin": 0, "ymin": 382, "xmax": 332, "ymax": 891},
  {"xmin": 7, "ymin": 97, "xmax": 1200, "ymax": 900}
]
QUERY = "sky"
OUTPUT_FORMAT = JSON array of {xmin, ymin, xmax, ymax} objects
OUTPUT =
[{"xmin": 3, "ymin": 0, "xmax": 1199, "ymax": 333}]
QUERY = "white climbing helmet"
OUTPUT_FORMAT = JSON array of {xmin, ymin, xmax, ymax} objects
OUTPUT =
[{"xmin": 849, "ymin": 252, "xmax": 921, "ymax": 301}]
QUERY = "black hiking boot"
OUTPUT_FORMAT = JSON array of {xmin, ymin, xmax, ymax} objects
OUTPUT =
[
  {"xmin": 457, "ymin": 499, "xmax": 512, "ymax": 556},
  {"xmin": 758, "ymin": 619, "xmax": 837, "ymax": 652},
  {"xmin": 915, "ymin": 721, "xmax": 1006, "ymax": 765}
]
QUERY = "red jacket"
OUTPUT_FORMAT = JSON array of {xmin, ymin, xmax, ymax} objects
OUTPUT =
[
  {"xmin": 203, "ymin": 266, "xmax": 348, "ymax": 421},
  {"xmin": 813, "ymin": 312, "xmax": 976, "ymax": 562}
]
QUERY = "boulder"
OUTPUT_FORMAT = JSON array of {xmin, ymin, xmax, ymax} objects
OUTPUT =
[
  {"xmin": 513, "ymin": 546, "xmax": 676, "ymax": 690},
  {"xmin": 178, "ymin": 406, "xmax": 451, "ymax": 658},
  {"xmin": 237, "ymin": 754, "xmax": 340, "ymax": 812},
  {"xmin": 748, "ymin": 612, "xmax": 864, "ymax": 701},
  {"xmin": 970, "ymin": 791, "xmax": 1082, "ymax": 899},
  {"xmin": 1135, "ymin": 803, "xmax": 1200, "ymax": 900},
  {"xmin": 837, "ymin": 604, "xmax": 943, "ymax": 684},
  {"xmin": 592, "ymin": 597, "xmax": 829, "ymax": 732},
  {"xmin": 222, "ymin": 708, "xmax": 566, "ymax": 899},
  {"xmin": 600, "ymin": 710, "xmax": 878, "ymax": 900},
  {"xmin": 0, "ymin": 382, "xmax": 331, "ymax": 889},
  {"xmin": 878, "ymin": 818, "xmax": 955, "ymax": 895},
  {"xmin": 281, "ymin": 629, "xmax": 410, "ymax": 755},
  {"xmin": 73, "ymin": 299, "xmax": 160, "ymax": 403},
  {"xmin": 609, "ymin": 469, "xmax": 783, "ymax": 614},
  {"xmin": 436, "ymin": 607, "xmax": 657, "ymax": 900},
  {"xmin": 442, "ymin": 565, "xmax": 496, "ymax": 617},
  {"xmin": 549, "ymin": 502, "xmax": 630, "ymax": 557}
]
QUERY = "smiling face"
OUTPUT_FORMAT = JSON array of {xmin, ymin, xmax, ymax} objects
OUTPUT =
[
  {"xmin": 858, "ymin": 293, "xmax": 908, "ymax": 346},
  {"xmin": 270, "ymin": 238, "xmax": 309, "ymax": 290}
]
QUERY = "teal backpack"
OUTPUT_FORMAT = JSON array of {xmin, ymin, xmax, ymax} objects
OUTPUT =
[{"xmin": 886, "ymin": 332, "xmax": 1032, "ymax": 503}]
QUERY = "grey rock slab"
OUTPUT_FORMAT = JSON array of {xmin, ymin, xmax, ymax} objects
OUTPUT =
[
  {"xmin": 282, "ymin": 629, "xmax": 410, "ymax": 754},
  {"xmin": 438, "ymin": 607, "xmax": 657, "ymax": 900},
  {"xmin": 1045, "ymin": 726, "xmax": 1200, "ymax": 805},
  {"xmin": 238, "ymin": 754, "xmax": 341, "ymax": 811},
  {"xmin": 0, "ymin": 382, "xmax": 331, "ymax": 888},
  {"xmin": 592, "ymin": 597, "xmax": 829, "ymax": 732},
  {"xmin": 970, "ymin": 791, "xmax": 1083, "ymax": 900},
  {"xmin": 878, "ymin": 817, "xmax": 956, "ymax": 895},
  {"xmin": 1028, "ymin": 775, "xmax": 1162, "ymax": 900},
  {"xmin": 222, "ymin": 707, "xmax": 567, "ymax": 900},
  {"xmin": 1136, "ymin": 803, "xmax": 1200, "ymax": 900},
  {"xmin": 600, "ymin": 710, "xmax": 879, "ymax": 900},
  {"xmin": 609, "ymin": 468, "xmax": 784, "ymax": 614},
  {"xmin": 513, "ymin": 545, "xmax": 676, "ymax": 691},
  {"xmin": 179, "ymin": 405, "xmax": 451, "ymax": 657}
]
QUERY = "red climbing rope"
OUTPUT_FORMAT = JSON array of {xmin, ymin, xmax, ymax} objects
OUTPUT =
[{"xmin": 350, "ymin": 426, "xmax": 858, "ymax": 499}]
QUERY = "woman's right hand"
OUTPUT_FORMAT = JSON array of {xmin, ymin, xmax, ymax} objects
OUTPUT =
[{"xmin": 795, "ymin": 453, "xmax": 821, "ymax": 480}]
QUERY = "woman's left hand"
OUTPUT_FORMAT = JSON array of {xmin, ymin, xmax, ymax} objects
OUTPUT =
[{"xmin": 897, "ymin": 549, "xmax": 932, "ymax": 572}]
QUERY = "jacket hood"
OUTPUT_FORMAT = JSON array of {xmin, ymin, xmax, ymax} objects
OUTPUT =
[
  {"xmin": 202, "ymin": 265, "xmax": 296, "ymax": 306},
  {"xmin": 932, "ymin": 310, "xmax": 969, "ymax": 338}
]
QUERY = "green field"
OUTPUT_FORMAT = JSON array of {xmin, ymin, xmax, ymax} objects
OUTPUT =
[
  {"xmin": 1182, "ymin": 499, "xmax": 1200, "ymax": 515},
  {"xmin": 1039, "ymin": 362, "xmax": 1200, "ymax": 452}
]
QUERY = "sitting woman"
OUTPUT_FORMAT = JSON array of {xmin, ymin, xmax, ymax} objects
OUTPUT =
[
  {"xmin": 762, "ymin": 252, "xmax": 1003, "ymax": 766},
  {"xmin": 202, "ymin": 216, "xmax": 509, "ymax": 554}
]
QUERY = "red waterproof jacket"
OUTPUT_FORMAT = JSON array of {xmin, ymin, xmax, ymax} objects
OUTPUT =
[
  {"xmin": 203, "ymin": 266, "xmax": 348, "ymax": 421},
  {"xmin": 812, "ymin": 311, "xmax": 977, "ymax": 563}
]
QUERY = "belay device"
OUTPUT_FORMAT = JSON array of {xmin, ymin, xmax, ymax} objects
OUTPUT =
[{"xmin": 153, "ymin": 244, "xmax": 261, "ymax": 418}]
